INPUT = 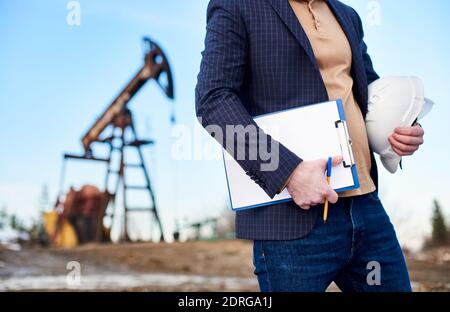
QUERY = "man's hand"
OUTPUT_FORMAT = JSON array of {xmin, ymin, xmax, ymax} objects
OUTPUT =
[
  {"xmin": 286, "ymin": 156, "xmax": 343, "ymax": 210},
  {"xmin": 388, "ymin": 125, "xmax": 424, "ymax": 156}
]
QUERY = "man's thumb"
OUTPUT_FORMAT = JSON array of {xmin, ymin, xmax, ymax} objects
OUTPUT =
[{"xmin": 332, "ymin": 155, "xmax": 343, "ymax": 166}]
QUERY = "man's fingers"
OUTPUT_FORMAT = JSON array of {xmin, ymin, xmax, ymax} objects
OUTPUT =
[
  {"xmin": 394, "ymin": 126, "xmax": 424, "ymax": 137},
  {"xmin": 320, "ymin": 155, "xmax": 343, "ymax": 171},
  {"xmin": 392, "ymin": 133, "xmax": 424, "ymax": 146},
  {"xmin": 331, "ymin": 155, "xmax": 343, "ymax": 166},
  {"xmin": 389, "ymin": 136, "xmax": 419, "ymax": 153},
  {"xmin": 392, "ymin": 145, "xmax": 414, "ymax": 156},
  {"xmin": 325, "ymin": 187, "xmax": 338, "ymax": 204},
  {"xmin": 291, "ymin": 194, "xmax": 311, "ymax": 210}
]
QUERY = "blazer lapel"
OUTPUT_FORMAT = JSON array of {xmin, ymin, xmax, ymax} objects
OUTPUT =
[{"xmin": 266, "ymin": 0, "xmax": 319, "ymax": 70}]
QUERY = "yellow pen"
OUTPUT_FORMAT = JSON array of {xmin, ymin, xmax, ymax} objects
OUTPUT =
[{"xmin": 323, "ymin": 157, "xmax": 332, "ymax": 223}]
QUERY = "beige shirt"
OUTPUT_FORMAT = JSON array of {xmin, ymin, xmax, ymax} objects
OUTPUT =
[{"xmin": 289, "ymin": 0, "xmax": 376, "ymax": 196}]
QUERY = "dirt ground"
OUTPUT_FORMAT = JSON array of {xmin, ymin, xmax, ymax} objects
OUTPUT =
[{"xmin": 1, "ymin": 240, "xmax": 449, "ymax": 291}]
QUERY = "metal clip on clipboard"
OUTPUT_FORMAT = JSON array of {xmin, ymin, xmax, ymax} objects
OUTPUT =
[{"xmin": 335, "ymin": 120, "xmax": 355, "ymax": 168}]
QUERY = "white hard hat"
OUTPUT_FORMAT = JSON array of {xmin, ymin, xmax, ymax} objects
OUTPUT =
[{"xmin": 366, "ymin": 76, "xmax": 434, "ymax": 173}]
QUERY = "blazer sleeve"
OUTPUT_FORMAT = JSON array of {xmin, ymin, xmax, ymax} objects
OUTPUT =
[
  {"xmin": 352, "ymin": 8, "xmax": 380, "ymax": 85},
  {"xmin": 195, "ymin": 0, "xmax": 302, "ymax": 198}
]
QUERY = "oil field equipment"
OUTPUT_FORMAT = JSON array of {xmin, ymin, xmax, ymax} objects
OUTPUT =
[{"xmin": 49, "ymin": 37, "xmax": 175, "ymax": 246}]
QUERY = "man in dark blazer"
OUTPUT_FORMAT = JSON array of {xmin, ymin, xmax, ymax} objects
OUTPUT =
[{"xmin": 196, "ymin": 0, "xmax": 424, "ymax": 292}]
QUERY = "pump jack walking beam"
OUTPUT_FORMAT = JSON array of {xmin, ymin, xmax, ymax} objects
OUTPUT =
[{"xmin": 81, "ymin": 37, "xmax": 174, "ymax": 155}]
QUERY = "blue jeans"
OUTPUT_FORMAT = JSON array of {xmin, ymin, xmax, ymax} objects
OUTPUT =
[{"xmin": 253, "ymin": 192, "xmax": 412, "ymax": 292}]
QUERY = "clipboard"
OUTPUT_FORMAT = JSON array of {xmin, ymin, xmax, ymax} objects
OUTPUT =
[{"xmin": 222, "ymin": 99, "xmax": 359, "ymax": 211}]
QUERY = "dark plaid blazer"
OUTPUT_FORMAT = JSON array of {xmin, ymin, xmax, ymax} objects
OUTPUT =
[{"xmin": 195, "ymin": 0, "xmax": 380, "ymax": 240}]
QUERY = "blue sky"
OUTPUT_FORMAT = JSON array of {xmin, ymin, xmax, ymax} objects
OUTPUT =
[{"xmin": 0, "ymin": 0, "xmax": 449, "ymax": 248}]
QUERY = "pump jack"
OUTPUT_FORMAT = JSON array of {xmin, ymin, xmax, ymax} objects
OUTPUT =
[{"xmin": 56, "ymin": 37, "xmax": 174, "ymax": 243}]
